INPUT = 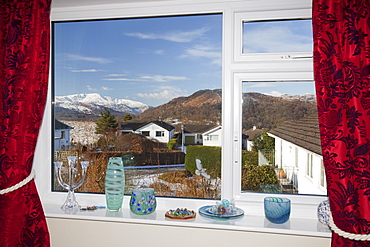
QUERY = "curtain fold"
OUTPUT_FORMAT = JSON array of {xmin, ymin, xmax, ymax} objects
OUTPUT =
[
  {"xmin": 313, "ymin": 0, "xmax": 370, "ymax": 246},
  {"xmin": 0, "ymin": 0, "xmax": 51, "ymax": 246}
]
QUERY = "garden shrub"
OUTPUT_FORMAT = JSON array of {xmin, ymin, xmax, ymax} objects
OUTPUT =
[
  {"xmin": 167, "ymin": 138, "xmax": 177, "ymax": 150},
  {"xmin": 185, "ymin": 145, "xmax": 221, "ymax": 177},
  {"xmin": 241, "ymin": 164, "xmax": 279, "ymax": 192}
]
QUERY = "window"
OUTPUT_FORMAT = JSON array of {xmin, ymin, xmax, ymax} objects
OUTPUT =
[
  {"xmin": 52, "ymin": 14, "xmax": 222, "ymax": 199},
  {"xmin": 242, "ymin": 19, "xmax": 312, "ymax": 54},
  {"xmin": 307, "ymin": 153, "xmax": 313, "ymax": 178},
  {"xmin": 156, "ymin": 131, "xmax": 164, "ymax": 137},
  {"xmin": 35, "ymin": 0, "xmax": 326, "ymax": 221},
  {"xmin": 320, "ymin": 160, "xmax": 326, "ymax": 187},
  {"xmin": 141, "ymin": 131, "xmax": 150, "ymax": 137}
]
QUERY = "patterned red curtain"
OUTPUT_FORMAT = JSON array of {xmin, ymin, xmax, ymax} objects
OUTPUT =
[
  {"xmin": 0, "ymin": 0, "xmax": 51, "ymax": 246},
  {"xmin": 313, "ymin": 0, "xmax": 370, "ymax": 246}
]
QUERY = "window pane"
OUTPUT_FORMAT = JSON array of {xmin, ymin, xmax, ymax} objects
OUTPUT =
[
  {"xmin": 241, "ymin": 81, "xmax": 326, "ymax": 195},
  {"xmin": 53, "ymin": 14, "xmax": 222, "ymax": 199},
  {"xmin": 242, "ymin": 19, "xmax": 312, "ymax": 54}
]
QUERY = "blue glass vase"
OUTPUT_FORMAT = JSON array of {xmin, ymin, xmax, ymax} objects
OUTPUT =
[
  {"xmin": 130, "ymin": 188, "xmax": 156, "ymax": 215},
  {"xmin": 264, "ymin": 197, "xmax": 291, "ymax": 224},
  {"xmin": 105, "ymin": 157, "xmax": 125, "ymax": 211}
]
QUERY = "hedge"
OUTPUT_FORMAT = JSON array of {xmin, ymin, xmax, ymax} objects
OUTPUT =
[{"xmin": 185, "ymin": 145, "xmax": 221, "ymax": 177}]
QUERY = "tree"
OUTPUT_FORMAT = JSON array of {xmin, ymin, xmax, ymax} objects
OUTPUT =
[
  {"xmin": 124, "ymin": 113, "xmax": 132, "ymax": 121},
  {"xmin": 252, "ymin": 131, "xmax": 275, "ymax": 151},
  {"xmin": 95, "ymin": 108, "xmax": 118, "ymax": 135}
]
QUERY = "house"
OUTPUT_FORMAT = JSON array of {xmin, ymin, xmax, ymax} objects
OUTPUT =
[
  {"xmin": 268, "ymin": 116, "xmax": 326, "ymax": 195},
  {"xmin": 54, "ymin": 120, "xmax": 73, "ymax": 151},
  {"xmin": 177, "ymin": 124, "xmax": 218, "ymax": 145},
  {"xmin": 119, "ymin": 121, "xmax": 175, "ymax": 143},
  {"xmin": 243, "ymin": 126, "xmax": 264, "ymax": 151},
  {"xmin": 202, "ymin": 126, "xmax": 222, "ymax": 147}
]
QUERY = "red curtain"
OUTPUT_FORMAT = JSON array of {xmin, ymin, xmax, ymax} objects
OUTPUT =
[
  {"xmin": 0, "ymin": 0, "xmax": 51, "ymax": 246},
  {"xmin": 313, "ymin": 0, "xmax": 370, "ymax": 246}
]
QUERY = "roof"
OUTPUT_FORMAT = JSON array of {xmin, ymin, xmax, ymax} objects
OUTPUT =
[
  {"xmin": 244, "ymin": 127, "xmax": 264, "ymax": 140},
  {"xmin": 119, "ymin": 122, "xmax": 146, "ymax": 131},
  {"xmin": 175, "ymin": 124, "xmax": 218, "ymax": 134},
  {"xmin": 119, "ymin": 121, "xmax": 174, "ymax": 131},
  {"xmin": 151, "ymin": 121, "xmax": 175, "ymax": 131},
  {"xmin": 55, "ymin": 120, "xmax": 73, "ymax": 130},
  {"xmin": 203, "ymin": 125, "xmax": 221, "ymax": 135},
  {"xmin": 268, "ymin": 116, "xmax": 322, "ymax": 156}
]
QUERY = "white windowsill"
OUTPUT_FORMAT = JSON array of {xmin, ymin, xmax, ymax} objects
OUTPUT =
[{"xmin": 43, "ymin": 198, "xmax": 331, "ymax": 238}]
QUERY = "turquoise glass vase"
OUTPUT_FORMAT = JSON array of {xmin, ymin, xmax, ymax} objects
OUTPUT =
[
  {"xmin": 105, "ymin": 157, "xmax": 125, "ymax": 211},
  {"xmin": 130, "ymin": 188, "xmax": 156, "ymax": 215}
]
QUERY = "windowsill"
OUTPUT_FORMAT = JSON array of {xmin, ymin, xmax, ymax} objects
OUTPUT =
[{"xmin": 43, "ymin": 200, "xmax": 331, "ymax": 238}]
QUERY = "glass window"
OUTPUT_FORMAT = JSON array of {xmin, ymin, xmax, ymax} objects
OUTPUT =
[
  {"xmin": 307, "ymin": 153, "xmax": 313, "ymax": 178},
  {"xmin": 141, "ymin": 131, "xmax": 150, "ymax": 136},
  {"xmin": 156, "ymin": 131, "xmax": 164, "ymax": 137},
  {"xmin": 242, "ymin": 19, "xmax": 312, "ymax": 54},
  {"xmin": 52, "ymin": 14, "xmax": 222, "ymax": 199},
  {"xmin": 320, "ymin": 160, "xmax": 325, "ymax": 187},
  {"xmin": 241, "ymin": 80, "xmax": 325, "ymax": 195}
]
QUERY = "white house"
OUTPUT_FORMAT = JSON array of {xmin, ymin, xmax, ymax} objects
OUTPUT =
[
  {"xmin": 119, "ymin": 121, "xmax": 175, "ymax": 143},
  {"xmin": 202, "ymin": 126, "xmax": 222, "ymax": 147},
  {"xmin": 268, "ymin": 116, "xmax": 326, "ymax": 195},
  {"xmin": 179, "ymin": 124, "xmax": 218, "ymax": 145},
  {"xmin": 54, "ymin": 120, "xmax": 73, "ymax": 151}
]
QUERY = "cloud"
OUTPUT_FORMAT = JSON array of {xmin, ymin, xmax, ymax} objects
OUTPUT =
[
  {"xmin": 103, "ymin": 78, "xmax": 132, "ymax": 81},
  {"xmin": 66, "ymin": 53, "xmax": 111, "ymax": 64},
  {"xmin": 181, "ymin": 44, "xmax": 221, "ymax": 66},
  {"xmin": 70, "ymin": 69, "xmax": 102, "ymax": 73},
  {"xmin": 137, "ymin": 86, "xmax": 186, "ymax": 100},
  {"xmin": 139, "ymin": 75, "xmax": 188, "ymax": 82},
  {"xmin": 87, "ymin": 85, "xmax": 97, "ymax": 91},
  {"xmin": 106, "ymin": 74, "xmax": 127, "ymax": 77},
  {"xmin": 101, "ymin": 86, "xmax": 113, "ymax": 91},
  {"xmin": 154, "ymin": 50, "xmax": 165, "ymax": 55},
  {"xmin": 266, "ymin": 91, "xmax": 283, "ymax": 97},
  {"xmin": 245, "ymin": 82, "xmax": 275, "ymax": 88},
  {"xmin": 125, "ymin": 27, "xmax": 209, "ymax": 43},
  {"xmin": 243, "ymin": 24, "xmax": 312, "ymax": 53}
]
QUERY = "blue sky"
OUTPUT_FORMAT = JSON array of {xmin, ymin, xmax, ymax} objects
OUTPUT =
[
  {"xmin": 54, "ymin": 15, "xmax": 222, "ymax": 107},
  {"xmin": 54, "ymin": 15, "xmax": 313, "ymax": 107}
]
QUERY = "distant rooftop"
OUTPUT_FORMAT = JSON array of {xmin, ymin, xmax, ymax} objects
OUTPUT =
[
  {"xmin": 55, "ymin": 119, "xmax": 73, "ymax": 130},
  {"xmin": 119, "ymin": 121, "xmax": 174, "ymax": 131},
  {"xmin": 268, "ymin": 116, "xmax": 322, "ymax": 156},
  {"xmin": 244, "ymin": 126, "xmax": 264, "ymax": 140},
  {"xmin": 175, "ymin": 124, "xmax": 218, "ymax": 134}
]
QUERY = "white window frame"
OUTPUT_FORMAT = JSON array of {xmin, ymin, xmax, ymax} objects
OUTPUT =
[{"xmin": 34, "ymin": 0, "xmax": 327, "ymax": 222}]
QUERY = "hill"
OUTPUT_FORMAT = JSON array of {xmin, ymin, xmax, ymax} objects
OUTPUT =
[
  {"xmin": 134, "ymin": 89, "xmax": 222, "ymax": 124},
  {"xmin": 242, "ymin": 92, "xmax": 317, "ymax": 130}
]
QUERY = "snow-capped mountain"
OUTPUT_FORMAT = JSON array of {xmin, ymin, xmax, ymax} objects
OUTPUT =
[{"xmin": 55, "ymin": 93, "xmax": 149, "ymax": 116}]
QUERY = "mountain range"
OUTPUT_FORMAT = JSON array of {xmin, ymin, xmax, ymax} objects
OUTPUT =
[
  {"xmin": 55, "ymin": 90, "xmax": 317, "ymax": 129},
  {"xmin": 55, "ymin": 93, "xmax": 149, "ymax": 120}
]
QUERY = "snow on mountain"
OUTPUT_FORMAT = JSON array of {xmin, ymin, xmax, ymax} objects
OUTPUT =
[{"xmin": 55, "ymin": 93, "xmax": 149, "ymax": 115}]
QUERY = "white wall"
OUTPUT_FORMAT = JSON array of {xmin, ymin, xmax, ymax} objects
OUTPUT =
[
  {"xmin": 54, "ymin": 129, "xmax": 70, "ymax": 150},
  {"xmin": 203, "ymin": 127, "xmax": 222, "ymax": 147},
  {"xmin": 273, "ymin": 137, "xmax": 326, "ymax": 195},
  {"xmin": 47, "ymin": 217, "xmax": 330, "ymax": 247}
]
